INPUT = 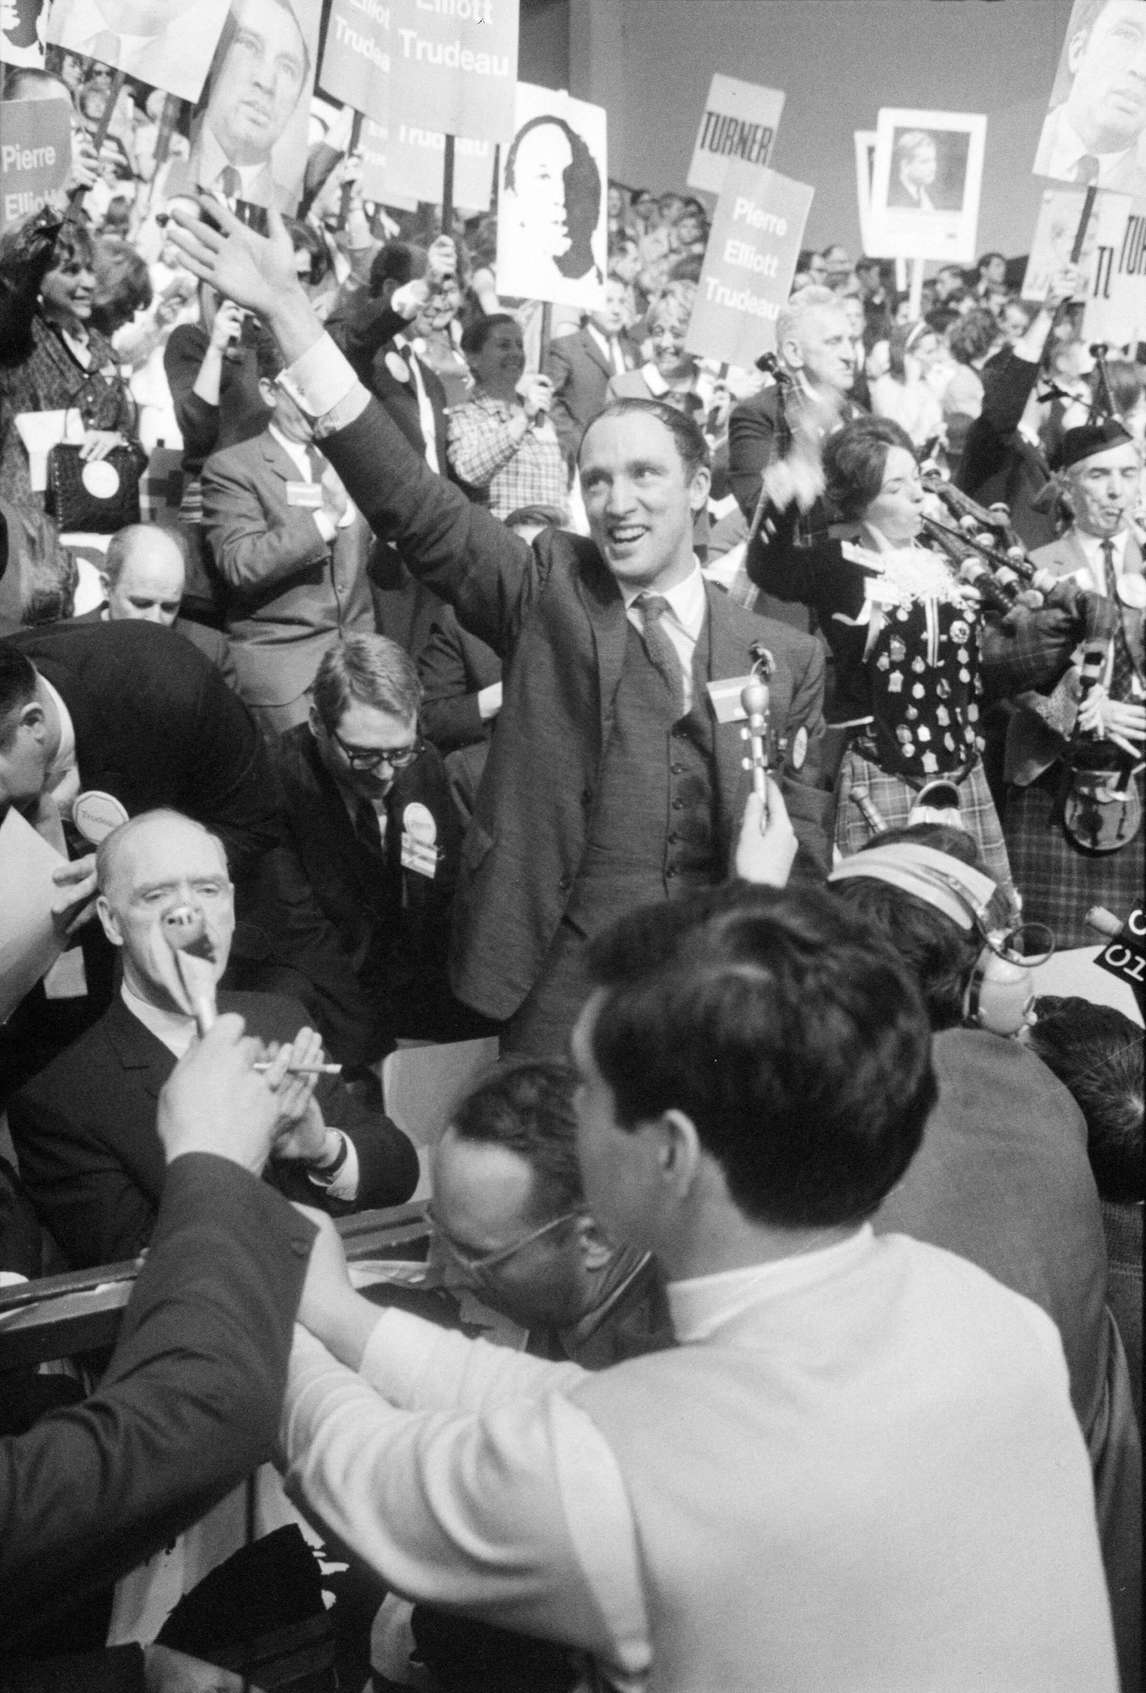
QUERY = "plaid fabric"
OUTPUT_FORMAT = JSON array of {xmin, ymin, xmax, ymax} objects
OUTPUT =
[
  {"xmin": 836, "ymin": 746, "xmax": 1018, "ymax": 916},
  {"xmin": 1005, "ymin": 770, "xmax": 1145, "ymax": 948},
  {"xmin": 446, "ymin": 391, "xmax": 569, "ymax": 521}
]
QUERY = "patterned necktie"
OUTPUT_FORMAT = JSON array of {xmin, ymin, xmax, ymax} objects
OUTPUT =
[
  {"xmin": 219, "ymin": 165, "xmax": 242, "ymax": 200},
  {"xmin": 638, "ymin": 593, "xmax": 685, "ymax": 716},
  {"xmin": 1074, "ymin": 154, "xmax": 1100, "ymax": 186},
  {"xmin": 1099, "ymin": 539, "xmax": 1116, "ymax": 600}
]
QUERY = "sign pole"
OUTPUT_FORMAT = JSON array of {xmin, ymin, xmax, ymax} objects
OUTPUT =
[
  {"xmin": 908, "ymin": 257, "xmax": 925, "ymax": 320},
  {"xmin": 441, "ymin": 133, "xmax": 456, "ymax": 233},
  {"xmin": 339, "ymin": 109, "xmax": 365, "ymax": 227}
]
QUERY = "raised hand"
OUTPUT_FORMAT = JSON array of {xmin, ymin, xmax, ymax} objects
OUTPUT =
[{"xmin": 169, "ymin": 195, "xmax": 298, "ymax": 322}]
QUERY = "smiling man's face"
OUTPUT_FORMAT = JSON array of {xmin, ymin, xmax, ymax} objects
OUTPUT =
[{"xmin": 579, "ymin": 410, "xmax": 709, "ymax": 595}]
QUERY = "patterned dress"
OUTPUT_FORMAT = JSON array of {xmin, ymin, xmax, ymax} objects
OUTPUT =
[{"xmin": 0, "ymin": 313, "xmax": 133, "ymax": 510}]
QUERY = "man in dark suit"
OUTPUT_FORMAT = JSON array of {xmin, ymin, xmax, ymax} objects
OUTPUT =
[
  {"xmin": 543, "ymin": 280, "xmax": 640, "ymax": 468},
  {"xmin": 9, "ymin": 808, "xmax": 418, "ymax": 1270},
  {"xmin": 201, "ymin": 336, "xmax": 375, "ymax": 734},
  {"xmin": 168, "ymin": 198, "xmax": 831, "ymax": 1054},
  {"xmin": 0, "ymin": 1017, "xmax": 317, "ymax": 1654}
]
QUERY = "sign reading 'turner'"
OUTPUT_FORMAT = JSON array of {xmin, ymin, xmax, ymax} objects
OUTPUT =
[
  {"xmin": 687, "ymin": 73, "xmax": 786, "ymax": 197},
  {"xmin": 0, "ymin": 99, "xmax": 72, "ymax": 233}
]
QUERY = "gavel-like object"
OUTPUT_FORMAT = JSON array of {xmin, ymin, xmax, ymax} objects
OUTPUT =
[{"xmin": 162, "ymin": 906, "xmax": 217, "ymax": 1038}]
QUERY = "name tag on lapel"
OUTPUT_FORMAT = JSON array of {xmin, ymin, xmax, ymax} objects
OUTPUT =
[{"xmin": 285, "ymin": 480, "xmax": 322, "ymax": 509}]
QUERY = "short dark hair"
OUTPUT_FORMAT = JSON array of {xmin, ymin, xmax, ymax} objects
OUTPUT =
[
  {"xmin": 1027, "ymin": 997, "xmax": 1144, "ymax": 1203},
  {"xmin": 451, "ymin": 1058, "xmax": 583, "ymax": 1223},
  {"xmin": 585, "ymin": 885, "xmax": 935, "ymax": 1228},
  {"xmin": 0, "ymin": 645, "xmax": 39, "ymax": 747},
  {"xmin": 460, "ymin": 312, "xmax": 517, "ymax": 358},
  {"xmin": 579, "ymin": 397, "xmax": 711, "ymax": 481},
  {"xmin": 255, "ymin": 329, "xmax": 285, "ymax": 383},
  {"xmin": 91, "ymin": 236, "xmax": 153, "ymax": 337},
  {"xmin": 823, "ymin": 415, "xmax": 915, "ymax": 523},
  {"xmin": 47, "ymin": 219, "xmax": 96, "ymax": 279},
  {"xmin": 948, "ymin": 307, "xmax": 999, "ymax": 367},
  {"xmin": 368, "ymin": 239, "xmax": 427, "ymax": 298},
  {"xmin": 829, "ymin": 823, "xmax": 985, "ymax": 1030}
]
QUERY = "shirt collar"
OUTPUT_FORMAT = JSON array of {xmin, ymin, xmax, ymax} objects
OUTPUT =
[
  {"xmin": 668, "ymin": 1225, "xmax": 873, "ymax": 1343},
  {"xmin": 1051, "ymin": 110, "xmax": 1135, "ymax": 176},
  {"xmin": 1075, "ymin": 528, "xmax": 1128, "ymax": 569},
  {"xmin": 121, "ymin": 978, "xmax": 198, "ymax": 1059},
  {"xmin": 620, "ymin": 559, "xmax": 706, "ymax": 636},
  {"xmin": 196, "ymin": 129, "xmax": 272, "ymax": 197}
]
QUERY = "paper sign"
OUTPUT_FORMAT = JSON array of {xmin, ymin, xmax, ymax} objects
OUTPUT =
[
  {"xmin": 1033, "ymin": 0, "xmax": 1146, "ymax": 200},
  {"xmin": 0, "ymin": 96, "xmax": 71, "ymax": 232},
  {"xmin": 319, "ymin": 0, "xmax": 390, "ymax": 123},
  {"xmin": 359, "ymin": 114, "xmax": 492, "ymax": 211},
  {"xmin": 183, "ymin": 0, "xmax": 322, "ymax": 211},
  {"xmin": 1085, "ymin": 196, "xmax": 1146, "ymax": 343},
  {"xmin": 854, "ymin": 129, "xmax": 877, "ymax": 257},
  {"xmin": 497, "ymin": 82, "xmax": 607, "ymax": 309},
  {"xmin": 1, "ymin": 0, "xmax": 47, "ymax": 67},
  {"xmin": 685, "ymin": 160, "xmax": 812, "ymax": 368},
  {"xmin": 43, "ymin": 0, "xmax": 231, "ymax": 102},
  {"xmin": 1094, "ymin": 908, "xmax": 1146, "ymax": 1001},
  {"xmin": 868, "ymin": 107, "xmax": 986, "ymax": 263},
  {"xmin": 0, "ymin": 807, "xmax": 65, "ymax": 1022},
  {"xmin": 687, "ymin": 73, "xmax": 785, "ymax": 197},
  {"xmin": 387, "ymin": 0, "xmax": 518, "ymax": 145}
]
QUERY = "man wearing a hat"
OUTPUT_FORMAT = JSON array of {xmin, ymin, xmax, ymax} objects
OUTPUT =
[{"xmin": 1002, "ymin": 420, "xmax": 1144, "ymax": 945}]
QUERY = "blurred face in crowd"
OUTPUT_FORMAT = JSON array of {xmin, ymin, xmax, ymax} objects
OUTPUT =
[
  {"xmin": 607, "ymin": 185, "xmax": 625, "ymax": 221},
  {"xmin": 658, "ymin": 193, "xmax": 684, "ymax": 225},
  {"xmin": 589, "ymin": 279, "xmax": 628, "ymax": 338},
  {"xmin": 999, "ymin": 301, "xmax": 1031, "ymax": 344},
  {"xmin": 430, "ymin": 1128, "xmax": 592, "ymax": 1329},
  {"xmin": 675, "ymin": 212, "xmax": 705, "ymax": 247},
  {"xmin": 1063, "ymin": 0, "xmax": 1146, "ymax": 153},
  {"xmin": 102, "ymin": 533, "xmax": 185, "ymax": 626},
  {"xmin": 259, "ymin": 372, "xmax": 313, "ymax": 444},
  {"xmin": 787, "ymin": 303, "xmax": 854, "ymax": 393},
  {"xmin": 1065, "ymin": 439, "xmax": 1142, "ymax": 537},
  {"xmin": 313, "ymin": 697, "xmax": 420, "ymax": 804},
  {"xmin": 579, "ymin": 409, "xmax": 710, "ymax": 596},
  {"xmin": 648, "ymin": 305, "xmax": 694, "ymax": 380},
  {"xmin": 840, "ymin": 295, "xmax": 865, "ymax": 340},
  {"xmin": 206, "ymin": 0, "xmax": 307, "ymax": 167},
  {"xmin": 468, "ymin": 319, "xmax": 526, "ymax": 398},
  {"xmin": 510, "ymin": 122, "xmax": 572, "ymax": 261},
  {"xmin": 631, "ymin": 191, "xmax": 656, "ymax": 227},
  {"xmin": 413, "ymin": 271, "xmax": 462, "ymax": 339},
  {"xmin": 97, "ymin": 814, "xmax": 234, "ymax": 1014}
]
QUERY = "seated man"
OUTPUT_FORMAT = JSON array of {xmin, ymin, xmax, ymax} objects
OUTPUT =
[
  {"xmin": 201, "ymin": 336, "xmax": 375, "ymax": 734},
  {"xmin": 281, "ymin": 884, "xmax": 1115, "ymax": 1693},
  {"xmin": 9, "ymin": 808, "xmax": 418, "ymax": 1270},
  {"xmin": 78, "ymin": 522, "xmax": 235, "ymax": 683},
  {"xmin": 264, "ymin": 634, "xmax": 482, "ymax": 1058}
]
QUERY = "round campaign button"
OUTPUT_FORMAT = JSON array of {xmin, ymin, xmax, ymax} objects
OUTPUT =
[
  {"xmin": 81, "ymin": 459, "xmax": 121, "ymax": 500},
  {"xmin": 385, "ymin": 351, "xmax": 410, "ymax": 384},
  {"xmin": 72, "ymin": 789, "xmax": 129, "ymax": 844},
  {"xmin": 1117, "ymin": 575, "xmax": 1146, "ymax": 610},
  {"xmin": 402, "ymin": 802, "xmax": 437, "ymax": 845},
  {"xmin": 790, "ymin": 725, "xmax": 808, "ymax": 771}
]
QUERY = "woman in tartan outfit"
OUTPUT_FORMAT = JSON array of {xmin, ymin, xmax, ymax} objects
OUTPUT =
[{"xmin": 746, "ymin": 415, "xmax": 1070, "ymax": 916}]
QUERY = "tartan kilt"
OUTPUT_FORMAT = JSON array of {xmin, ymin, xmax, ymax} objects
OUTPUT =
[
  {"xmin": 835, "ymin": 747, "xmax": 1018, "ymax": 912},
  {"xmin": 1004, "ymin": 769, "xmax": 1145, "ymax": 949}
]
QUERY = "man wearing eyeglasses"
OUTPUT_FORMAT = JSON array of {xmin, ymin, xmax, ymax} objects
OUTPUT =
[{"xmin": 263, "ymin": 633, "xmax": 481, "ymax": 1056}]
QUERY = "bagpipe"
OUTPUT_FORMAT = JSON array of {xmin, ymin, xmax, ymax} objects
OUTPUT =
[{"xmin": 917, "ymin": 465, "xmax": 1058, "ymax": 615}]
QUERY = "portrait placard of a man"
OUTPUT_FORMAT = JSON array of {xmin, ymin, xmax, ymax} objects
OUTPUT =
[
  {"xmin": 886, "ymin": 128, "xmax": 967, "ymax": 214},
  {"xmin": 497, "ymin": 87, "xmax": 607, "ymax": 310},
  {"xmin": 186, "ymin": 0, "xmax": 317, "ymax": 211},
  {"xmin": 1033, "ymin": 0, "xmax": 1146, "ymax": 197},
  {"xmin": 42, "ymin": 0, "xmax": 231, "ymax": 102}
]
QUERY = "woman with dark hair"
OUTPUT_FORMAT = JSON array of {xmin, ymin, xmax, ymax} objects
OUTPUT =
[
  {"xmin": 447, "ymin": 314, "xmax": 569, "ymax": 522},
  {"xmin": 747, "ymin": 413, "xmax": 1027, "ymax": 898},
  {"xmin": 0, "ymin": 210, "xmax": 134, "ymax": 510}
]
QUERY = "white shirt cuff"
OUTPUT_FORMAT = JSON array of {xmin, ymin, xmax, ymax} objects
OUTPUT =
[{"xmin": 279, "ymin": 333, "xmax": 359, "ymax": 420}]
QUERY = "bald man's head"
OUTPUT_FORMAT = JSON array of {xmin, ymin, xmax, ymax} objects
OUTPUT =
[{"xmin": 101, "ymin": 527, "xmax": 186, "ymax": 627}]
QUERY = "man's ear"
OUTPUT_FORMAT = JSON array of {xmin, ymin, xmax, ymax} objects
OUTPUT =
[
  {"xmin": 96, "ymin": 893, "xmax": 123, "ymax": 948},
  {"xmin": 257, "ymin": 376, "xmax": 278, "ymax": 408},
  {"xmin": 655, "ymin": 1109, "xmax": 702, "ymax": 1198},
  {"xmin": 1065, "ymin": 26, "xmax": 1088, "ymax": 77},
  {"xmin": 689, "ymin": 464, "xmax": 712, "ymax": 515}
]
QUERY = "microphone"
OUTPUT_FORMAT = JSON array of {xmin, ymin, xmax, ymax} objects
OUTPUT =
[{"xmin": 162, "ymin": 906, "xmax": 217, "ymax": 1038}]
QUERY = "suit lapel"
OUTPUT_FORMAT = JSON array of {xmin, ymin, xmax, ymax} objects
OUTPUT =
[
  {"xmin": 103, "ymin": 994, "xmax": 177, "ymax": 1101},
  {"xmin": 261, "ymin": 432, "xmax": 301, "ymax": 485},
  {"xmin": 580, "ymin": 328, "xmax": 612, "ymax": 379}
]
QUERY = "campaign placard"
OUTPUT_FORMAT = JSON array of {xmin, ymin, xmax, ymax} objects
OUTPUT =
[
  {"xmin": 319, "ymin": 0, "xmax": 391, "ymax": 123},
  {"xmin": 868, "ymin": 106, "xmax": 986, "ymax": 263},
  {"xmin": 359, "ymin": 114, "xmax": 493, "ymax": 211},
  {"xmin": 497, "ymin": 82, "xmax": 607, "ymax": 308},
  {"xmin": 1033, "ymin": 0, "xmax": 1146, "ymax": 201},
  {"xmin": 1021, "ymin": 185, "xmax": 1146, "ymax": 341},
  {"xmin": 687, "ymin": 73, "xmax": 785, "ymax": 197},
  {"xmin": 0, "ymin": 96, "xmax": 71, "ymax": 232},
  {"xmin": 387, "ymin": 0, "xmax": 518, "ymax": 145},
  {"xmin": 685, "ymin": 159, "xmax": 813, "ymax": 368},
  {"xmin": 854, "ymin": 129, "xmax": 877, "ymax": 257},
  {"xmin": 43, "ymin": 0, "xmax": 230, "ymax": 102}
]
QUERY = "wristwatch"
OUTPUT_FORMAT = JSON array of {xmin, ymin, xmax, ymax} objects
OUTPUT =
[{"xmin": 306, "ymin": 1129, "xmax": 349, "ymax": 1187}]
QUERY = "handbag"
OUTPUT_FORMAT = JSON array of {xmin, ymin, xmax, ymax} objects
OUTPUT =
[{"xmin": 44, "ymin": 369, "xmax": 146, "ymax": 534}]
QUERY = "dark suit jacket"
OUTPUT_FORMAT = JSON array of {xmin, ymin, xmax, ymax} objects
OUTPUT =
[
  {"xmin": 956, "ymin": 350, "xmax": 1058, "ymax": 551},
  {"xmin": 327, "ymin": 295, "xmax": 451, "ymax": 471},
  {"xmin": 0, "ymin": 1154, "xmax": 315, "ymax": 1647},
  {"xmin": 319, "ymin": 394, "xmax": 831, "ymax": 1020},
  {"xmin": 727, "ymin": 384, "xmax": 865, "ymax": 524},
  {"xmin": 73, "ymin": 605, "xmax": 238, "ymax": 691},
  {"xmin": 8, "ymin": 990, "xmax": 419, "ymax": 1270},
  {"xmin": 418, "ymin": 602, "xmax": 503, "ymax": 752},
  {"xmin": 200, "ymin": 429, "xmax": 374, "ymax": 716},
  {"xmin": 543, "ymin": 325, "xmax": 640, "ymax": 465}
]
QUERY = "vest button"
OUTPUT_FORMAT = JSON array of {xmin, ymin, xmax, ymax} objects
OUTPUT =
[
  {"xmin": 671, "ymin": 798, "xmax": 684, "ymax": 810},
  {"xmin": 670, "ymin": 762, "xmax": 684, "ymax": 775},
  {"xmin": 581, "ymin": 788, "xmax": 592, "ymax": 805},
  {"xmin": 666, "ymin": 866, "xmax": 678, "ymax": 878},
  {"xmin": 558, "ymin": 873, "xmax": 572, "ymax": 892},
  {"xmin": 667, "ymin": 831, "xmax": 679, "ymax": 844}
]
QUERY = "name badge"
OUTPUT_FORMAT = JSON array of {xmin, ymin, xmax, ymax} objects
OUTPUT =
[
  {"xmin": 401, "ymin": 802, "xmax": 439, "ymax": 879},
  {"xmin": 706, "ymin": 675, "xmax": 757, "ymax": 724},
  {"xmin": 286, "ymin": 480, "xmax": 322, "ymax": 509}
]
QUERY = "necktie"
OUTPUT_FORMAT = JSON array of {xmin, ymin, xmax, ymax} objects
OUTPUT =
[
  {"xmin": 219, "ymin": 165, "xmax": 242, "ymax": 200},
  {"xmin": 1099, "ymin": 539, "xmax": 1116, "ymax": 600},
  {"xmin": 306, "ymin": 443, "xmax": 326, "ymax": 483},
  {"xmin": 638, "ymin": 593, "xmax": 685, "ymax": 716},
  {"xmin": 354, "ymin": 797, "xmax": 384, "ymax": 857},
  {"xmin": 1074, "ymin": 154, "xmax": 1100, "ymax": 186},
  {"xmin": 609, "ymin": 336, "xmax": 626, "ymax": 377}
]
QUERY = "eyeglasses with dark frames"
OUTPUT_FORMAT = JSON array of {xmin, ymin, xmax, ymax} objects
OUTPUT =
[{"xmin": 329, "ymin": 726, "xmax": 423, "ymax": 773}]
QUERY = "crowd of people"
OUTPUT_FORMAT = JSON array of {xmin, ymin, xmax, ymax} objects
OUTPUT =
[{"xmin": 0, "ymin": 29, "xmax": 1144, "ymax": 1693}]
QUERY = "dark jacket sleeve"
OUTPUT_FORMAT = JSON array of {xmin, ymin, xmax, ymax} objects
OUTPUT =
[
  {"xmin": 955, "ymin": 351, "xmax": 1040, "ymax": 499},
  {"xmin": 418, "ymin": 607, "xmax": 502, "ymax": 752},
  {"xmin": 727, "ymin": 394, "xmax": 778, "ymax": 521},
  {"xmin": 319, "ymin": 397, "xmax": 536, "ymax": 658},
  {"xmin": 0, "ymin": 210, "xmax": 61, "ymax": 367},
  {"xmin": 325, "ymin": 297, "xmax": 409, "ymax": 391},
  {"xmin": 0, "ymin": 1156, "xmax": 314, "ymax": 1644},
  {"xmin": 269, "ymin": 1076, "xmax": 419, "ymax": 1213},
  {"xmin": 0, "ymin": 1645, "xmax": 145, "ymax": 1693}
]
